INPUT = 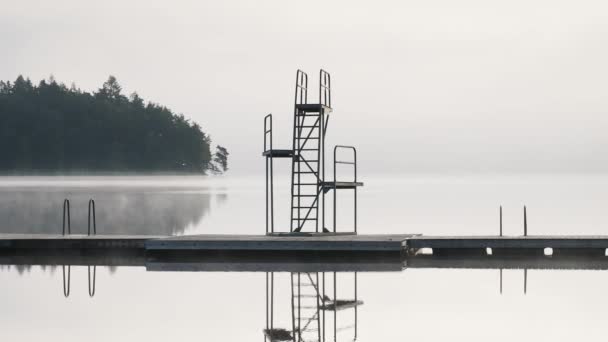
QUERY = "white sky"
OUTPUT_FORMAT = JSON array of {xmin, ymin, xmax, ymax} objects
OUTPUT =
[{"xmin": 1, "ymin": 0, "xmax": 608, "ymax": 175}]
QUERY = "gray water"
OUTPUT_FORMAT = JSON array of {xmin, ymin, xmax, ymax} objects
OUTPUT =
[{"xmin": 2, "ymin": 174, "xmax": 608, "ymax": 341}]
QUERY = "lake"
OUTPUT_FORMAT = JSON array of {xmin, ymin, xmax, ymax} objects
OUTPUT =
[{"xmin": 1, "ymin": 174, "xmax": 608, "ymax": 341}]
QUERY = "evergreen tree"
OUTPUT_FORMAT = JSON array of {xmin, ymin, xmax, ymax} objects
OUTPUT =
[{"xmin": 0, "ymin": 75, "xmax": 224, "ymax": 174}]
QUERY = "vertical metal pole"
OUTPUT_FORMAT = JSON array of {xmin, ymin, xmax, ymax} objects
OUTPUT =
[
  {"xmin": 333, "ymin": 147, "xmax": 337, "ymax": 233},
  {"xmin": 88, "ymin": 199, "xmax": 96, "ymax": 236},
  {"xmin": 499, "ymin": 269, "xmax": 503, "ymax": 294},
  {"xmin": 266, "ymin": 272, "xmax": 269, "ymax": 331},
  {"xmin": 291, "ymin": 273, "xmax": 296, "ymax": 341},
  {"xmin": 317, "ymin": 110, "xmax": 323, "ymax": 233},
  {"xmin": 333, "ymin": 272, "xmax": 337, "ymax": 342},
  {"xmin": 524, "ymin": 206, "xmax": 527, "ymax": 236},
  {"xmin": 322, "ymin": 272, "xmax": 326, "ymax": 342},
  {"xmin": 266, "ymin": 156, "xmax": 269, "ymax": 234},
  {"xmin": 316, "ymin": 273, "xmax": 321, "ymax": 342},
  {"xmin": 270, "ymin": 273, "xmax": 274, "ymax": 331},
  {"xmin": 354, "ymin": 148, "xmax": 357, "ymax": 234},
  {"xmin": 62, "ymin": 265, "xmax": 70, "ymax": 298},
  {"xmin": 499, "ymin": 205, "xmax": 502, "ymax": 237},
  {"xmin": 354, "ymin": 272, "xmax": 358, "ymax": 340},
  {"xmin": 270, "ymin": 157, "xmax": 274, "ymax": 234},
  {"xmin": 298, "ymin": 272, "xmax": 302, "ymax": 342},
  {"xmin": 524, "ymin": 269, "xmax": 527, "ymax": 295},
  {"xmin": 88, "ymin": 265, "xmax": 96, "ymax": 297},
  {"xmin": 62, "ymin": 199, "xmax": 70, "ymax": 235}
]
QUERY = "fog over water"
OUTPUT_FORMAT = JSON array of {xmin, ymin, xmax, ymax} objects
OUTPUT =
[{"xmin": 1, "ymin": 175, "xmax": 608, "ymax": 341}]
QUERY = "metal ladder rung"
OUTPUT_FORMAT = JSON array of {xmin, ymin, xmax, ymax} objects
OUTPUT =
[{"xmin": 292, "ymin": 218, "xmax": 317, "ymax": 221}]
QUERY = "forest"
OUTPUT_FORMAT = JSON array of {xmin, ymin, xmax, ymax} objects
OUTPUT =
[{"xmin": 0, "ymin": 75, "xmax": 227, "ymax": 174}]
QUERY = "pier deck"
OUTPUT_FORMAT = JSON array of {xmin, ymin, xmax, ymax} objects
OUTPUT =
[
  {"xmin": 3, "ymin": 233, "xmax": 608, "ymax": 258},
  {"xmin": 146, "ymin": 234, "xmax": 413, "ymax": 252},
  {"xmin": 407, "ymin": 235, "xmax": 608, "ymax": 249},
  {"xmin": 0, "ymin": 234, "xmax": 166, "ymax": 250}
]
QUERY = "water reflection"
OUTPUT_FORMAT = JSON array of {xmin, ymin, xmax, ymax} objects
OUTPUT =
[
  {"xmin": 265, "ymin": 272, "xmax": 361, "ymax": 342},
  {"xmin": 60, "ymin": 265, "xmax": 97, "ymax": 297},
  {"xmin": 0, "ymin": 187, "xmax": 222, "ymax": 235}
]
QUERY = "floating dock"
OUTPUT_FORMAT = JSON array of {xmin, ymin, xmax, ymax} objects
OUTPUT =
[
  {"xmin": 145, "ymin": 234, "xmax": 412, "ymax": 252},
  {"xmin": 3, "ymin": 233, "xmax": 608, "ymax": 271},
  {"xmin": 3, "ymin": 233, "xmax": 608, "ymax": 256}
]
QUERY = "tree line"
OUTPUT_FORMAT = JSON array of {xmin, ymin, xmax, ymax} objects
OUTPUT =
[{"xmin": 0, "ymin": 75, "xmax": 228, "ymax": 174}]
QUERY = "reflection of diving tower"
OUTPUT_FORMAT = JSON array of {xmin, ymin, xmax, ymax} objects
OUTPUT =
[
  {"xmin": 264, "ymin": 272, "xmax": 362, "ymax": 342},
  {"xmin": 263, "ymin": 70, "xmax": 363, "ymax": 234}
]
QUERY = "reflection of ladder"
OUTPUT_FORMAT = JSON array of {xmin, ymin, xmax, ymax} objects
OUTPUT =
[
  {"xmin": 291, "ymin": 272, "xmax": 322, "ymax": 342},
  {"xmin": 290, "ymin": 70, "xmax": 331, "ymax": 233}
]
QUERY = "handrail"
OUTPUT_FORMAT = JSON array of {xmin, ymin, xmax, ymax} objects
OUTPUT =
[
  {"xmin": 295, "ymin": 69, "xmax": 308, "ymax": 106},
  {"xmin": 264, "ymin": 114, "xmax": 274, "ymax": 234},
  {"xmin": 88, "ymin": 199, "xmax": 96, "ymax": 236},
  {"xmin": 319, "ymin": 69, "xmax": 331, "ymax": 108},
  {"xmin": 333, "ymin": 145, "xmax": 357, "ymax": 182},
  {"xmin": 62, "ymin": 199, "xmax": 70, "ymax": 235},
  {"xmin": 264, "ymin": 113, "xmax": 273, "ymax": 153},
  {"xmin": 333, "ymin": 146, "xmax": 358, "ymax": 233}
]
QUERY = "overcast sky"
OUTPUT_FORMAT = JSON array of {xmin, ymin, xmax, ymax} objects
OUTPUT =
[{"xmin": 1, "ymin": 0, "xmax": 607, "ymax": 175}]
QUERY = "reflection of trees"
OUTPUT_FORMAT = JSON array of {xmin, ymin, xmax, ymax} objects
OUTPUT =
[{"xmin": 0, "ymin": 187, "xmax": 220, "ymax": 235}]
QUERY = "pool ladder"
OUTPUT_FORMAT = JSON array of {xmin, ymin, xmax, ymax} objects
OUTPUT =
[{"xmin": 61, "ymin": 198, "xmax": 98, "ymax": 298}]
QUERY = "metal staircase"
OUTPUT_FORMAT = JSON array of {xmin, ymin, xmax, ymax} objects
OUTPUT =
[
  {"xmin": 263, "ymin": 69, "xmax": 362, "ymax": 234},
  {"xmin": 290, "ymin": 70, "xmax": 331, "ymax": 233}
]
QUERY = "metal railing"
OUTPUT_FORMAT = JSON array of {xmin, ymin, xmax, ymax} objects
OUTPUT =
[
  {"xmin": 319, "ymin": 69, "xmax": 331, "ymax": 108},
  {"xmin": 295, "ymin": 69, "xmax": 308, "ymax": 106},
  {"xmin": 264, "ymin": 114, "xmax": 275, "ymax": 234},
  {"xmin": 333, "ymin": 146, "xmax": 358, "ymax": 233},
  {"xmin": 62, "ymin": 199, "xmax": 71, "ymax": 235},
  {"xmin": 88, "ymin": 199, "xmax": 96, "ymax": 236}
]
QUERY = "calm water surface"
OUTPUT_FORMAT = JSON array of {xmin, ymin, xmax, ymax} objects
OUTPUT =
[{"xmin": 2, "ymin": 174, "xmax": 608, "ymax": 341}]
